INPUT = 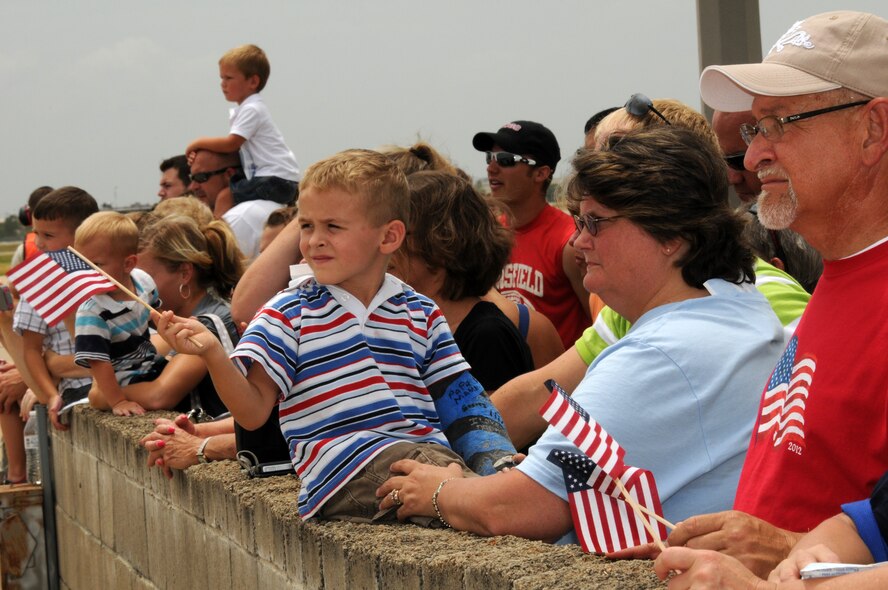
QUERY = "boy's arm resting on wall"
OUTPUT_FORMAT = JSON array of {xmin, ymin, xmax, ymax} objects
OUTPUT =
[
  {"xmin": 88, "ymin": 359, "xmax": 145, "ymax": 416},
  {"xmin": 22, "ymin": 329, "xmax": 72, "ymax": 429},
  {"xmin": 116, "ymin": 354, "xmax": 206, "ymax": 411},
  {"xmin": 429, "ymin": 371, "xmax": 517, "ymax": 476}
]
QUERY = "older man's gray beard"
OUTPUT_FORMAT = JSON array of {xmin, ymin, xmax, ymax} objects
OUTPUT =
[{"xmin": 756, "ymin": 179, "xmax": 798, "ymax": 230}]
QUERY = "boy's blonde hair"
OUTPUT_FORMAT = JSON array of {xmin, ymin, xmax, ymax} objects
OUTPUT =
[
  {"xmin": 74, "ymin": 211, "xmax": 139, "ymax": 255},
  {"xmin": 300, "ymin": 149, "xmax": 409, "ymax": 226},
  {"xmin": 219, "ymin": 44, "xmax": 270, "ymax": 92}
]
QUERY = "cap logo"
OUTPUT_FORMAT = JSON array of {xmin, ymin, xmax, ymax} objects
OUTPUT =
[
  {"xmin": 502, "ymin": 122, "xmax": 522, "ymax": 132},
  {"xmin": 769, "ymin": 20, "xmax": 815, "ymax": 54}
]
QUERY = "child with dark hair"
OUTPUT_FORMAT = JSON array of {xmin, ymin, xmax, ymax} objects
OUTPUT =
[
  {"xmin": 12, "ymin": 187, "xmax": 98, "ymax": 435},
  {"xmin": 391, "ymin": 170, "xmax": 533, "ymax": 391}
]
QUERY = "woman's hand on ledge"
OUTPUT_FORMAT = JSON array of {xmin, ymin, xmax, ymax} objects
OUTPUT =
[
  {"xmin": 376, "ymin": 460, "xmax": 465, "ymax": 520},
  {"xmin": 140, "ymin": 416, "xmax": 203, "ymax": 479}
]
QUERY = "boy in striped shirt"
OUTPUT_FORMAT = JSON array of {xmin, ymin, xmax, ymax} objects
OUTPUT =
[
  {"xmin": 155, "ymin": 149, "xmax": 515, "ymax": 522},
  {"xmin": 74, "ymin": 212, "xmax": 163, "ymax": 416}
]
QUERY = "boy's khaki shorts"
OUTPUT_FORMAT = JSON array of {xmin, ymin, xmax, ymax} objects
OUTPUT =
[{"xmin": 318, "ymin": 441, "xmax": 475, "ymax": 526}]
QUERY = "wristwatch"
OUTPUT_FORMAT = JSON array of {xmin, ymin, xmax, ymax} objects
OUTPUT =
[{"xmin": 197, "ymin": 437, "xmax": 212, "ymax": 464}]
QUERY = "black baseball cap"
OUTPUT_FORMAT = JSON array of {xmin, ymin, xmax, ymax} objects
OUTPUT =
[{"xmin": 472, "ymin": 120, "xmax": 561, "ymax": 170}]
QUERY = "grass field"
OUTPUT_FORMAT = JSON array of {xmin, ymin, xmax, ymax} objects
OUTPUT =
[{"xmin": 0, "ymin": 241, "xmax": 18, "ymax": 276}]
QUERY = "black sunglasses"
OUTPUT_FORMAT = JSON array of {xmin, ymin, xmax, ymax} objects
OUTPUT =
[
  {"xmin": 724, "ymin": 152, "xmax": 746, "ymax": 172},
  {"xmin": 189, "ymin": 167, "xmax": 231, "ymax": 184},
  {"xmin": 624, "ymin": 93, "xmax": 671, "ymax": 126},
  {"xmin": 485, "ymin": 151, "xmax": 537, "ymax": 167}
]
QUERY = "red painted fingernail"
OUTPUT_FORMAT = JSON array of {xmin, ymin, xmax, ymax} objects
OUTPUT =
[
  {"xmin": 156, "ymin": 440, "xmax": 165, "ymax": 448},
  {"xmin": 167, "ymin": 427, "xmax": 175, "ymax": 434}
]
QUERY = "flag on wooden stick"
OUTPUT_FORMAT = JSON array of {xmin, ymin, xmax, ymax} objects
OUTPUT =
[
  {"xmin": 540, "ymin": 379, "xmax": 670, "ymax": 553},
  {"xmin": 540, "ymin": 379, "xmax": 626, "ymax": 495},
  {"xmin": 547, "ymin": 449, "xmax": 667, "ymax": 553},
  {"xmin": 7, "ymin": 249, "xmax": 117, "ymax": 326}
]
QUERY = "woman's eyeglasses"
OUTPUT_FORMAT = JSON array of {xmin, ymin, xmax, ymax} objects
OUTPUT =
[
  {"xmin": 572, "ymin": 213, "xmax": 624, "ymax": 237},
  {"xmin": 485, "ymin": 151, "xmax": 537, "ymax": 167}
]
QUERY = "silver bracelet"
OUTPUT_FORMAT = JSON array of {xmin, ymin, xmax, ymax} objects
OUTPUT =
[
  {"xmin": 432, "ymin": 478, "xmax": 455, "ymax": 528},
  {"xmin": 197, "ymin": 436, "xmax": 212, "ymax": 464}
]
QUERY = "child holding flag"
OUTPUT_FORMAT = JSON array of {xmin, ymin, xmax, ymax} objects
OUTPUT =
[{"xmin": 9, "ymin": 187, "xmax": 99, "ymax": 434}]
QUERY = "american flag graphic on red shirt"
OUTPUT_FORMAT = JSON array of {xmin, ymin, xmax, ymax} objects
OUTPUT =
[{"xmin": 756, "ymin": 336, "xmax": 816, "ymax": 448}]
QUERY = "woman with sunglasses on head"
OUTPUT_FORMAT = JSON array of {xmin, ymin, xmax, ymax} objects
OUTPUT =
[{"xmin": 376, "ymin": 126, "xmax": 785, "ymax": 544}]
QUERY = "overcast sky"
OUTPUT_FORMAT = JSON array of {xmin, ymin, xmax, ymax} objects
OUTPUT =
[{"xmin": 1, "ymin": 1, "xmax": 884, "ymax": 218}]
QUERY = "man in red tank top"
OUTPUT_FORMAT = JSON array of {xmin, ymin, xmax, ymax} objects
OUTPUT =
[{"xmin": 641, "ymin": 11, "xmax": 888, "ymax": 584}]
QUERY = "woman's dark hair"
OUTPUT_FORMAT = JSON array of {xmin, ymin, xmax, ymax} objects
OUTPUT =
[
  {"xmin": 567, "ymin": 126, "xmax": 754, "ymax": 288},
  {"xmin": 405, "ymin": 170, "xmax": 513, "ymax": 300}
]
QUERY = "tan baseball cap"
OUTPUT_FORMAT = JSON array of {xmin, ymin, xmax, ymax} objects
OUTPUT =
[{"xmin": 701, "ymin": 11, "xmax": 888, "ymax": 112}]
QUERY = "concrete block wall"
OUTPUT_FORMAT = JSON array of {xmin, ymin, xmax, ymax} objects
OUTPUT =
[{"xmin": 51, "ymin": 408, "xmax": 665, "ymax": 589}]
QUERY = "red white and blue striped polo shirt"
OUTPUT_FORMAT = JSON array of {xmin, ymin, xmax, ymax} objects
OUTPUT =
[{"xmin": 232, "ymin": 274, "xmax": 470, "ymax": 518}]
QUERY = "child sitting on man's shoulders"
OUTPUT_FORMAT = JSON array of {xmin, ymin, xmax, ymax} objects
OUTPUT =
[{"xmin": 186, "ymin": 44, "xmax": 299, "ymax": 208}]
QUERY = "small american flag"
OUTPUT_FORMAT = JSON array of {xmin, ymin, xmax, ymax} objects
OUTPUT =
[
  {"xmin": 756, "ymin": 336, "xmax": 815, "ymax": 448},
  {"xmin": 7, "ymin": 249, "xmax": 117, "ymax": 326},
  {"xmin": 541, "ymin": 379, "xmax": 626, "ymax": 495},
  {"xmin": 548, "ymin": 449, "xmax": 667, "ymax": 553},
  {"xmin": 540, "ymin": 380, "xmax": 667, "ymax": 553}
]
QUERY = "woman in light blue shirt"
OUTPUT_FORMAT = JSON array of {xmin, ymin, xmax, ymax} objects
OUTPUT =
[{"xmin": 376, "ymin": 126, "xmax": 785, "ymax": 544}]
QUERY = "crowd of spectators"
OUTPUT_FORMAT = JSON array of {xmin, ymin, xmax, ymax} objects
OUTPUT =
[{"xmin": 2, "ymin": 11, "xmax": 888, "ymax": 587}]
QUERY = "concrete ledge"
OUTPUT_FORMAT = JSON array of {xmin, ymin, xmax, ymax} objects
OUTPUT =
[{"xmin": 51, "ymin": 407, "xmax": 665, "ymax": 589}]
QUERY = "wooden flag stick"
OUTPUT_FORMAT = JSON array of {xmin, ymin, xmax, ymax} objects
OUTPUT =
[
  {"xmin": 612, "ymin": 475, "xmax": 668, "ymax": 551},
  {"xmin": 624, "ymin": 500, "xmax": 675, "ymax": 531},
  {"xmin": 67, "ymin": 246, "xmax": 203, "ymax": 348}
]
